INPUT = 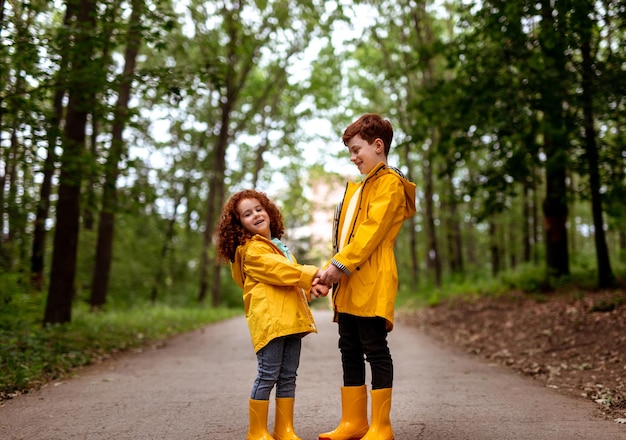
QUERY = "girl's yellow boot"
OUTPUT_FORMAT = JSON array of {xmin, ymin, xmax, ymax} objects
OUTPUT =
[
  {"xmin": 247, "ymin": 399, "xmax": 274, "ymax": 440},
  {"xmin": 318, "ymin": 385, "xmax": 369, "ymax": 440},
  {"xmin": 273, "ymin": 397, "xmax": 301, "ymax": 440},
  {"xmin": 360, "ymin": 388, "xmax": 393, "ymax": 440}
]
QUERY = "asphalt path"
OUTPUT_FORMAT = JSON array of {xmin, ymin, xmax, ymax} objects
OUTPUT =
[{"xmin": 1, "ymin": 308, "xmax": 624, "ymax": 439}]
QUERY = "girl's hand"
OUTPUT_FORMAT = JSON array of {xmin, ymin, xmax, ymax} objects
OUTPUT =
[{"xmin": 311, "ymin": 283, "xmax": 329, "ymax": 298}]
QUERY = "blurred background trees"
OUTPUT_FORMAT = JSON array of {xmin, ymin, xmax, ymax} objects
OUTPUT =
[{"xmin": 1, "ymin": 0, "xmax": 625, "ymax": 324}]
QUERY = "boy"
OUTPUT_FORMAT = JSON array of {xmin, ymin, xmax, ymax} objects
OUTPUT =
[{"xmin": 319, "ymin": 113, "xmax": 416, "ymax": 440}]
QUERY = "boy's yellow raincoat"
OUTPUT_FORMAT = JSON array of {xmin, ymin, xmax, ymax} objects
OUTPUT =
[
  {"xmin": 232, "ymin": 235, "xmax": 318, "ymax": 353},
  {"xmin": 330, "ymin": 162, "xmax": 417, "ymax": 331}
]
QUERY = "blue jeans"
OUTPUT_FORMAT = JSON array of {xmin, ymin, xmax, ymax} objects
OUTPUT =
[{"xmin": 250, "ymin": 334, "xmax": 302, "ymax": 400}]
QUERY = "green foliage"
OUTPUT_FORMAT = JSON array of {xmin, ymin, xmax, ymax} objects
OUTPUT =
[
  {"xmin": 0, "ymin": 291, "xmax": 240, "ymax": 400},
  {"xmin": 397, "ymin": 259, "xmax": 626, "ymax": 312},
  {"xmin": 0, "ymin": 271, "xmax": 28, "ymax": 311}
]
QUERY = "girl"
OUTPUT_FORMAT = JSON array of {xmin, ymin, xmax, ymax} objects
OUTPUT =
[{"xmin": 215, "ymin": 189, "xmax": 328, "ymax": 440}]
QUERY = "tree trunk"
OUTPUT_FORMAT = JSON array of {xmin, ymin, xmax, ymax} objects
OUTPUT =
[
  {"xmin": 539, "ymin": 0, "xmax": 570, "ymax": 280},
  {"xmin": 199, "ymin": 102, "xmax": 229, "ymax": 305},
  {"xmin": 44, "ymin": 0, "xmax": 98, "ymax": 325},
  {"xmin": 0, "ymin": 141, "xmax": 5, "ymax": 249},
  {"xmin": 151, "ymin": 191, "xmax": 183, "ymax": 303},
  {"xmin": 0, "ymin": 127, "xmax": 18, "ymax": 270},
  {"xmin": 531, "ymin": 169, "xmax": 541, "ymax": 264},
  {"xmin": 423, "ymin": 135, "xmax": 441, "ymax": 287},
  {"xmin": 400, "ymin": 141, "xmax": 419, "ymax": 284},
  {"xmin": 31, "ymin": 6, "xmax": 72, "ymax": 290},
  {"xmin": 579, "ymin": 16, "xmax": 614, "ymax": 288},
  {"xmin": 82, "ymin": 1, "xmax": 120, "ymax": 233},
  {"xmin": 611, "ymin": 115, "xmax": 625, "ymax": 263},
  {"xmin": 508, "ymin": 213, "xmax": 517, "ymax": 270},
  {"xmin": 444, "ymin": 171, "xmax": 463, "ymax": 275},
  {"xmin": 31, "ymin": 89, "xmax": 63, "ymax": 289},
  {"xmin": 198, "ymin": 10, "xmax": 229, "ymax": 305},
  {"xmin": 542, "ymin": 163, "xmax": 569, "ymax": 279},
  {"xmin": 90, "ymin": 0, "xmax": 143, "ymax": 309},
  {"xmin": 489, "ymin": 220, "xmax": 500, "ymax": 276},
  {"xmin": 0, "ymin": 1, "xmax": 4, "ymax": 251},
  {"xmin": 522, "ymin": 180, "xmax": 531, "ymax": 263}
]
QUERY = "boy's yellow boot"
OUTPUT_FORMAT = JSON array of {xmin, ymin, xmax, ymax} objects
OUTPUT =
[
  {"xmin": 318, "ymin": 385, "xmax": 369, "ymax": 440},
  {"xmin": 273, "ymin": 397, "xmax": 301, "ymax": 440},
  {"xmin": 361, "ymin": 388, "xmax": 393, "ymax": 440},
  {"xmin": 247, "ymin": 399, "xmax": 274, "ymax": 440}
]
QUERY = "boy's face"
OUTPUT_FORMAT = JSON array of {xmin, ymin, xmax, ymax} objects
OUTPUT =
[
  {"xmin": 237, "ymin": 197, "xmax": 271, "ymax": 239},
  {"xmin": 346, "ymin": 134, "xmax": 385, "ymax": 175}
]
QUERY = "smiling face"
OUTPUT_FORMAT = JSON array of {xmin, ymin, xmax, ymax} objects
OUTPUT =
[
  {"xmin": 236, "ymin": 197, "xmax": 271, "ymax": 239},
  {"xmin": 346, "ymin": 134, "xmax": 386, "ymax": 175}
]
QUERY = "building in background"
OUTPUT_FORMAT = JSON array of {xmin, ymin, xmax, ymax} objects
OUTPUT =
[
  {"xmin": 307, "ymin": 172, "xmax": 350, "ymax": 266},
  {"xmin": 284, "ymin": 170, "xmax": 353, "ymax": 267}
]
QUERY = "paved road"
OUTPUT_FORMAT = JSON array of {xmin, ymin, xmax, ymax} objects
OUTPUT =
[{"xmin": 1, "ymin": 308, "xmax": 624, "ymax": 439}]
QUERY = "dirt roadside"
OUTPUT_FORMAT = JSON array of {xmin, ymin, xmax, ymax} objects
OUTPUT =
[
  {"xmin": 402, "ymin": 289, "xmax": 626, "ymax": 421},
  {"xmin": 1, "ymin": 308, "xmax": 624, "ymax": 439}
]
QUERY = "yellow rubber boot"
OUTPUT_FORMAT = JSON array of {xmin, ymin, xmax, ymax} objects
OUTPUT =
[
  {"xmin": 247, "ymin": 399, "xmax": 275, "ymax": 440},
  {"xmin": 361, "ymin": 388, "xmax": 393, "ymax": 440},
  {"xmin": 318, "ymin": 385, "xmax": 369, "ymax": 440},
  {"xmin": 273, "ymin": 397, "xmax": 301, "ymax": 440}
]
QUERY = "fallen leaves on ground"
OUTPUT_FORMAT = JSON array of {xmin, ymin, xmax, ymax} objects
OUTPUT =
[{"xmin": 400, "ymin": 289, "xmax": 626, "ymax": 421}]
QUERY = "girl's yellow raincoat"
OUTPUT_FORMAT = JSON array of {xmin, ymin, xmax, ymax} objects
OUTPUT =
[
  {"xmin": 232, "ymin": 235, "xmax": 318, "ymax": 353},
  {"xmin": 330, "ymin": 162, "xmax": 417, "ymax": 331}
]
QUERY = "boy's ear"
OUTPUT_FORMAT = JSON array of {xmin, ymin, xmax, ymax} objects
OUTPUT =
[{"xmin": 374, "ymin": 138, "xmax": 385, "ymax": 154}]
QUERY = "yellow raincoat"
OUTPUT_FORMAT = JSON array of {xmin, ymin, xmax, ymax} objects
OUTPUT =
[
  {"xmin": 231, "ymin": 235, "xmax": 318, "ymax": 353},
  {"xmin": 330, "ymin": 162, "xmax": 417, "ymax": 331}
]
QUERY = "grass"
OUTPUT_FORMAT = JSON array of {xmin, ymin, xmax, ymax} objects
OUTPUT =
[{"xmin": 0, "ymin": 292, "xmax": 240, "ymax": 401}]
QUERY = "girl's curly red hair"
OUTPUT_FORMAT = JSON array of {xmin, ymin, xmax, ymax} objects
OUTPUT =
[{"xmin": 215, "ymin": 189, "xmax": 285, "ymax": 263}]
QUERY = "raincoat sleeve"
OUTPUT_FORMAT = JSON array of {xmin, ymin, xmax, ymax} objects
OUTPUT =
[
  {"xmin": 333, "ymin": 174, "xmax": 407, "ymax": 274},
  {"xmin": 243, "ymin": 240, "xmax": 318, "ymax": 291}
]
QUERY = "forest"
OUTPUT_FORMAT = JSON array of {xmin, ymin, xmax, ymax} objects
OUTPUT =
[{"xmin": 1, "ymin": 0, "xmax": 625, "ymax": 329}]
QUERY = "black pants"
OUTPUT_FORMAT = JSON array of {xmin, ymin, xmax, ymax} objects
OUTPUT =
[{"xmin": 337, "ymin": 313, "xmax": 393, "ymax": 389}]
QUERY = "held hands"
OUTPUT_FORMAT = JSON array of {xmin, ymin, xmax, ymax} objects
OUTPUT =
[
  {"xmin": 310, "ymin": 269, "xmax": 330, "ymax": 298},
  {"xmin": 310, "ymin": 280, "xmax": 329, "ymax": 298},
  {"xmin": 319, "ymin": 264, "xmax": 343, "ymax": 286},
  {"xmin": 309, "ymin": 265, "xmax": 344, "ymax": 299}
]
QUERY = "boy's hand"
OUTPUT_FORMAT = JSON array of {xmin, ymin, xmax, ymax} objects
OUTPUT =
[{"xmin": 319, "ymin": 265, "xmax": 343, "ymax": 285}]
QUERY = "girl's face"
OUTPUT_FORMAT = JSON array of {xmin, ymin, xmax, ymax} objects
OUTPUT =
[{"xmin": 237, "ymin": 197, "xmax": 271, "ymax": 239}]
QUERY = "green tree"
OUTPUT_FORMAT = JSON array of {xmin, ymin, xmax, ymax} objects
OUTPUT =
[
  {"xmin": 572, "ymin": 0, "xmax": 614, "ymax": 287},
  {"xmin": 165, "ymin": 0, "xmax": 330, "ymax": 305},
  {"xmin": 44, "ymin": 0, "xmax": 100, "ymax": 324},
  {"xmin": 90, "ymin": 0, "xmax": 146, "ymax": 308},
  {"xmin": 30, "ymin": 5, "xmax": 72, "ymax": 290}
]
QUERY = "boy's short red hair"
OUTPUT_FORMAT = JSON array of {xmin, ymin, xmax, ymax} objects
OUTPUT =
[{"xmin": 342, "ymin": 113, "xmax": 393, "ymax": 156}]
